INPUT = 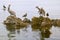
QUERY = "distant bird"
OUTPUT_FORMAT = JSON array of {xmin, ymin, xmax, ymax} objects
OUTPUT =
[
  {"xmin": 8, "ymin": 4, "xmax": 16, "ymax": 16},
  {"xmin": 36, "ymin": 6, "xmax": 45, "ymax": 16},
  {"xmin": 23, "ymin": 13, "xmax": 27, "ymax": 17},
  {"xmin": 3, "ymin": 5, "xmax": 6, "ymax": 11},
  {"xmin": 46, "ymin": 13, "xmax": 49, "ymax": 17}
]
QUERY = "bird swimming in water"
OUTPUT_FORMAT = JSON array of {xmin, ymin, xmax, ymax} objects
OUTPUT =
[
  {"xmin": 3, "ymin": 5, "xmax": 6, "ymax": 11},
  {"xmin": 23, "ymin": 13, "xmax": 27, "ymax": 17},
  {"xmin": 8, "ymin": 4, "xmax": 16, "ymax": 16}
]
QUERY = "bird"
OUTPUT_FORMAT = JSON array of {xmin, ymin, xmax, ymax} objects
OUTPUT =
[
  {"xmin": 36, "ymin": 6, "xmax": 41, "ymax": 12},
  {"xmin": 8, "ymin": 4, "xmax": 16, "ymax": 16},
  {"xmin": 40, "ymin": 8, "xmax": 45, "ymax": 16},
  {"xmin": 46, "ymin": 13, "xmax": 49, "ymax": 17},
  {"xmin": 3, "ymin": 5, "xmax": 6, "ymax": 11},
  {"xmin": 23, "ymin": 13, "xmax": 27, "ymax": 17},
  {"xmin": 36, "ymin": 6, "xmax": 45, "ymax": 16}
]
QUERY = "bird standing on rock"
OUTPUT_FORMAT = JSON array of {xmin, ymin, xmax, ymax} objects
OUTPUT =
[
  {"xmin": 46, "ymin": 13, "xmax": 49, "ymax": 17},
  {"xmin": 8, "ymin": 4, "xmax": 16, "ymax": 16},
  {"xmin": 23, "ymin": 13, "xmax": 27, "ymax": 17}
]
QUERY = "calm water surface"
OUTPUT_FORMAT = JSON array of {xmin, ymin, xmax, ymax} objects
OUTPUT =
[{"xmin": 0, "ymin": 23, "xmax": 60, "ymax": 40}]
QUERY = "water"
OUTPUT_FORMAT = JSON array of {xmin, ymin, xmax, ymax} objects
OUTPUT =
[
  {"xmin": 0, "ymin": 0, "xmax": 60, "ymax": 40},
  {"xmin": 0, "ymin": 22, "xmax": 60, "ymax": 40}
]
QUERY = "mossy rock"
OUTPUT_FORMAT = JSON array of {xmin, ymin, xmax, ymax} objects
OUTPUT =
[
  {"xmin": 4, "ymin": 15, "xmax": 29, "ymax": 30},
  {"xmin": 23, "ymin": 18, "xmax": 31, "ymax": 23},
  {"xmin": 32, "ymin": 17, "xmax": 42, "ymax": 25},
  {"xmin": 52, "ymin": 19, "xmax": 60, "ymax": 27},
  {"xmin": 41, "ymin": 30, "xmax": 51, "ymax": 38}
]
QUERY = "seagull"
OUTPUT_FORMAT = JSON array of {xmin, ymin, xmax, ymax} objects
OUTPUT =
[{"xmin": 23, "ymin": 13, "xmax": 27, "ymax": 17}]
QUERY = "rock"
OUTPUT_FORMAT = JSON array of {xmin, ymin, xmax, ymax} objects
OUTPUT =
[
  {"xmin": 52, "ymin": 19, "xmax": 60, "ymax": 27},
  {"xmin": 40, "ymin": 21, "xmax": 52, "ymax": 32},
  {"xmin": 40, "ymin": 17, "xmax": 52, "ymax": 31},
  {"xmin": 4, "ymin": 15, "xmax": 22, "ymax": 25},
  {"xmin": 23, "ymin": 18, "xmax": 31, "ymax": 23},
  {"xmin": 31, "ymin": 16, "xmax": 52, "ymax": 30},
  {"xmin": 32, "ymin": 16, "xmax": 52, "ymax": 32},
  {"xmin": 31, "ymin": 17, "xmax": 42, "ymax": 29},
  {"xmin": 4, "ymin": 15, "xmax": 29, "ymax": 30}
]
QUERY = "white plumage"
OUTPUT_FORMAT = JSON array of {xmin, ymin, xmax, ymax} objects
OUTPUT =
[{"xmin": 8, "ymin": 4, "xmax": 16, "ymax": 16}]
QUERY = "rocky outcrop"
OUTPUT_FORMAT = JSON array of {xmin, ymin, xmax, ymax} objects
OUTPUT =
[
  {"xmin": 23, "ymin": 18, "xmax": 31, "ymax": 23},
  {"xmin": 31, "ymin": 16, "xmax": 52, "ymax": 31},
  {"xmin": 4, "ymin": 15, "xmax": 29, "ymax": 30},
  {"xmin": 52, "ymin": 19, "xmax": 60, "ymax": 27}
]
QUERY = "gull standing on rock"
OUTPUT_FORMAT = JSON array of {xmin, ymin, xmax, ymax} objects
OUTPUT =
[{"xmin": 23, "ymin": 13, "xmax": 27, "ymax": 17}]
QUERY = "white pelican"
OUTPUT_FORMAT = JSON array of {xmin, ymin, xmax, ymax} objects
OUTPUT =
[{"xmin": 8, "ymin": 4, "xmax": 16, "ymax": 16}]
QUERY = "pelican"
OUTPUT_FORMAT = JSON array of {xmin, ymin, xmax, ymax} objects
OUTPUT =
[
  {"xmin": 3, "ymin": 5, "xmax": 6, "ymax": 11},
  {"xmin": 23, "ymin": 13, "xmax": 27, "ymax": 17},
  {"xmin": 8, "ymin": 4, "xmax": 16, "ymax": 16},
  {"xmin": 36, "ymin": 6, "xmax": 45, "ymax": 16}
]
